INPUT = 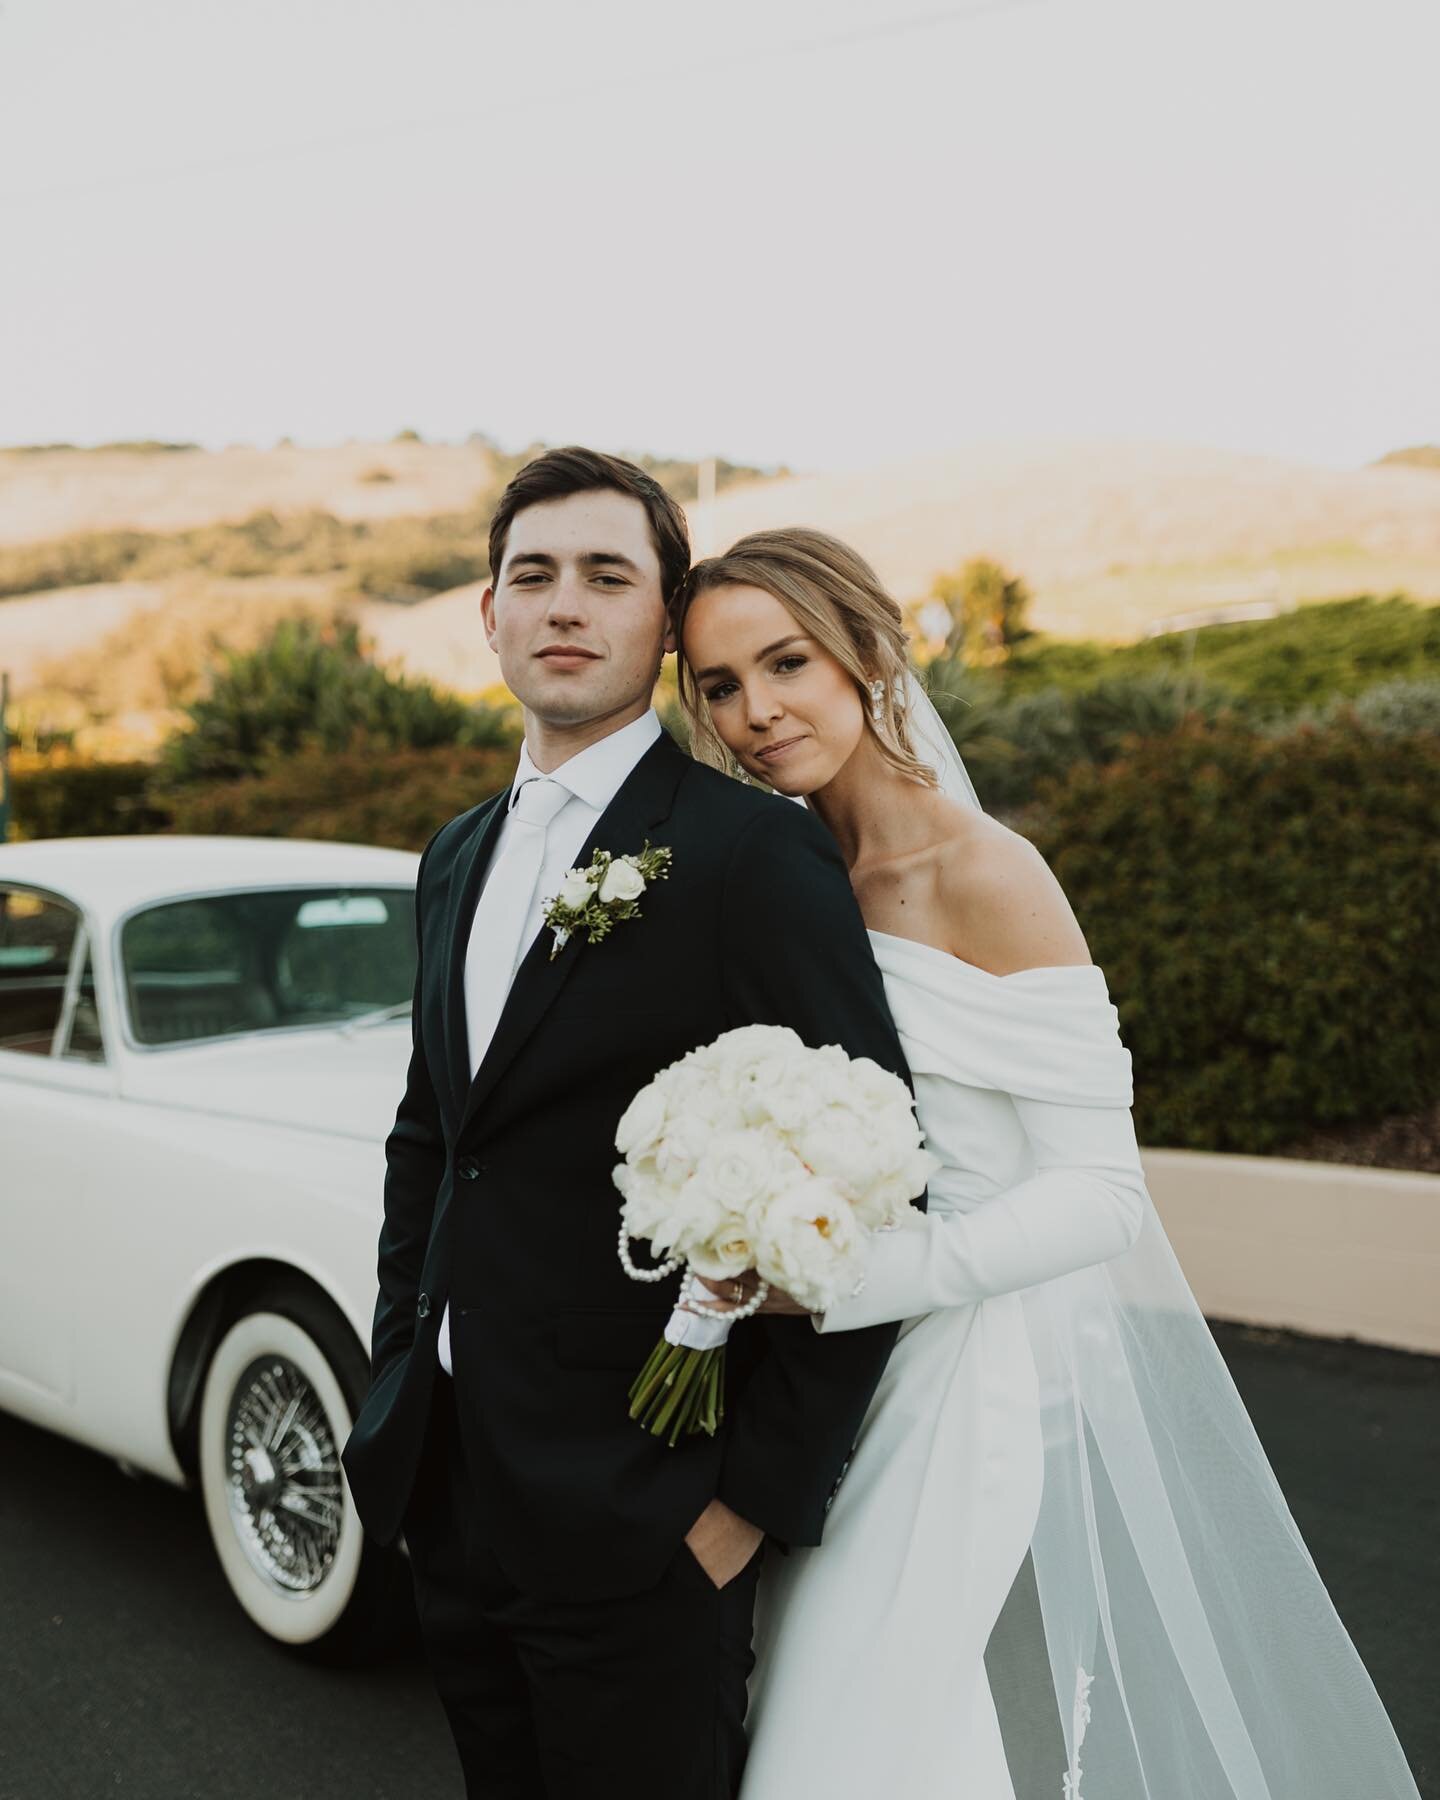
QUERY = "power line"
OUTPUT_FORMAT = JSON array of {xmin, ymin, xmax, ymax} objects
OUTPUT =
[{"xmin": 0, "ymin": 0, "xmax": 1053, "ymax": 205}]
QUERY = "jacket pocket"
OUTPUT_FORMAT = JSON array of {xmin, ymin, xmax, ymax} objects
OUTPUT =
[{"xmin": 554, "ymin": 1308, "xmax": 668, "ymax": 1370}]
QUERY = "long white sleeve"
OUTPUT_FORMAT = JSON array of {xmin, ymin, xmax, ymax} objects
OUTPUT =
[{"xmin": 813, "ymin": 1091, "xmax": 1147, "ymax": 1334}]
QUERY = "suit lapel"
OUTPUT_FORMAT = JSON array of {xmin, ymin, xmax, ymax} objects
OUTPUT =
[
  {"xmin": 441, "ymin": 789, "xmax": 511, "ymax": 1121},
  {"xmin": 457, "ymin": 731, "xmax": 688, "ymax": 1138}
]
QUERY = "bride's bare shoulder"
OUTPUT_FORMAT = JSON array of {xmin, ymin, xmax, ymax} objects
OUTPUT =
[{"xmin": 936, "ymin": 810, "xmax": 1092, "ymax": 976}]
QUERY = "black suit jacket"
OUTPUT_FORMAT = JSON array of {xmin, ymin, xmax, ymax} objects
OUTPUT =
[{"xmin": 341, "ymin": 730, "xmax": 919, "ymax": 1602}]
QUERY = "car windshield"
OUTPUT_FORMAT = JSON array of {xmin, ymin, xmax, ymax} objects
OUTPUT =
[{"xmin": 120, "ymin": 886, "xmax": 417, "ymax": 1047}]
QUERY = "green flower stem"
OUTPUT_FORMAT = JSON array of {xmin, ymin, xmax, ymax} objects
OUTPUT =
[
  {"xmin": 651, "ymin": 1353, "xmax": 698, "ymax": 1439},
  {"xmin": 629, "ymin": 1341, "xmax": 686, "ymax": 1414},
  {"xmin": 628, "ymin": 1340, "xmax": 728, "ymax": 1444}
]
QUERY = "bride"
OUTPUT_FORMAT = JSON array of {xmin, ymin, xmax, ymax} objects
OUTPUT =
[{"xmin": 672, "ymin": 527, "xmax": 1420, "ymax": 1800}]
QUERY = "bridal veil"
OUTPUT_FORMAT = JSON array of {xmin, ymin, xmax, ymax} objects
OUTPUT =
[{"xmin": 902, "ymin": 672, "xmax": 1420, "ymax": 1799}]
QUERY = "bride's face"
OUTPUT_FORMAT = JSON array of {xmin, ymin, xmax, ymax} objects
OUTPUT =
[{"xmin": 682, "ymin": 582, "xmax": 868, "ymax": 795}]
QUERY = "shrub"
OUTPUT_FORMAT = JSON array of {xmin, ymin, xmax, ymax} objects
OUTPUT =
[
  {"xmin": 1023, "ymin": 720, "xmax": 1440, "ymax": 1152},
  {"xmin": 1280, "ymin": 677, "xmax": 1440, "ymax": 739},
  {"xmin": 163, "ymin": 743, "xmax": 521, "ymax": 850},
  {"xmin": 7, "ymin": 754, "xmax": 168, "ymax": 839},
  {"xmin": 157, "ymin": 616, "xmax": 518, "ymax": 788},
  {"xmin": 921, "ymin": 657, "xmax": 1245, "ymax": 812}
]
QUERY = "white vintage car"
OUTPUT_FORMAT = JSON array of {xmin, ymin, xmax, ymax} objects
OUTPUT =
[{"xmin": 0, "ymin": 833, "xmax": 422, "ymax": 1660}]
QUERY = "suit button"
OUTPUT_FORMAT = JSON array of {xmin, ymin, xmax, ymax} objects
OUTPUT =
[
  {"xmin": 417, "ymin": 1292, "xmax": 431, "ymax": 1318},
  {"xmin": 457, "ymin": 1158, "xmax": 480, "ymax": 1181}
]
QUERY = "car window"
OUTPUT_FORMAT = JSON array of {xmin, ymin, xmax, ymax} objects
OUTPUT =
[
  {"xmin": 121, "ymin": 886, "xmax": 416, "ymax": 1047},
  {"xmin": 0, "ymin": 886, "xmax": 82, "ymax": 1056}
]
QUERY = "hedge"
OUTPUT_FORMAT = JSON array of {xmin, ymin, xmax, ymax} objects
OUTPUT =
[
  {"xmin": 7, "ymin": 755, "xmax": 167, "ymax": 839},
  {"xmin": 1023, "ymin": 719, "xmax": 1440, "ymax": 1152},
  {"xmin": 923, "ymin": 662, "xmax": 1250, "ymax": 814},
  {"xmin": 161, "ymin": 742, "xmax": 519, "ymax": 851}
]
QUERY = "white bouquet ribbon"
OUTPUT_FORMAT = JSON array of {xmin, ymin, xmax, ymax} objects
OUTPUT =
[{"xmin": 664, "ymin": 1281, "xmax": 740, "ymax": 1352}]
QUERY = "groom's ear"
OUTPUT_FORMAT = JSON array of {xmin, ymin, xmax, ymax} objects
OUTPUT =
[
  {"xmin": 481, "ymin": 583, "xmax": 498, "ymax": 649},
  {"xmin": 662, "ymin": 615, "xmax": 677, "ymax": 657}
]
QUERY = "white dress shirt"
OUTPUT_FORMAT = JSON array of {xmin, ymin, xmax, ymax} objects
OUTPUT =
[
  {"xmin": 438, "ymin": 706, "xmax": 663, "ymax": 1374},
  {"xmin": 469, "ymin": 707, "xmax": 663, "ymax": 1041}
]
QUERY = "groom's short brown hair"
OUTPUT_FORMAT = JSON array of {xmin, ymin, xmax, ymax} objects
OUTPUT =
[{"xmin": 487, "ymin": 447, "xmax": 692, "ymax": 607}]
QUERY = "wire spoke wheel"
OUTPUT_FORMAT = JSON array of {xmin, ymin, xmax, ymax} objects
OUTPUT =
[{"xmin": 225, "ymin": 1355, "xmax": 344, "ymax": 1595}]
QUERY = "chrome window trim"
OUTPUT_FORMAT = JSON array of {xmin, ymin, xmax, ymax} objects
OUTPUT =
[{"xmin": 52, "ymin": 919, "xmax": 93, "ymax": 1059}]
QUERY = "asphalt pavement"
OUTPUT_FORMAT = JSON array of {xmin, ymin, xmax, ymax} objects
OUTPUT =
[{"xmin": 0, "ymin": 1322, "xmax": 1434, "ymax": 1799}]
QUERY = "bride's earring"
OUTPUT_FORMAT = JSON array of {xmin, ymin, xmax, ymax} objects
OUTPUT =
[{"xmin": 870, "ymin": 678, "xmax": 885, "ymax": 723}]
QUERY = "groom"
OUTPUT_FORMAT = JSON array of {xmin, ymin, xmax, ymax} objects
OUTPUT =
[{"xmin": 341, "ymin": 447, "xmax": 914, "ymax": 1799}]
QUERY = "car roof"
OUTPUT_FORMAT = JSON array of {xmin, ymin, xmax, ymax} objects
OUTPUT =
[{"xmin": 0, "ymin": 835, "xmax": 421, "ymax": 924}]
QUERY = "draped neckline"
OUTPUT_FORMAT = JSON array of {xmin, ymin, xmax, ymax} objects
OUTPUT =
[
  {"xmin": 865, "ymin": 927, "xmax": 1106, "ymax": 987},
  {"xmin": 864, "ymin": 927, "xmax": 1130, "ymax": 1106}
]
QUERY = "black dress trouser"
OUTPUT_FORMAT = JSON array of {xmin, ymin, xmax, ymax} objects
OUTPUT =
[{"xmin": 402, "ymin": 1370, "xmax": 764, "ymax": 1800}]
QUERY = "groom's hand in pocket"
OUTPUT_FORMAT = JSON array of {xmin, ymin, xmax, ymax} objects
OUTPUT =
[{"xmin": 685, "ymin": 1498, "xmax": 764, "ymax": 1589}]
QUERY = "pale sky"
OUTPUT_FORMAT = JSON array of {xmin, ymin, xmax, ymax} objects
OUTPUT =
[{"xmin": 0, "ymin": 0, "xmax": 1435, "ymax": 473}]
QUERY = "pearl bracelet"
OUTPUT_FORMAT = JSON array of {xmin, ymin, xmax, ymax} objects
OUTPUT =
[
  {"xmin": 677, "ymin": 1267, "xmax": 771, "ymax": 1322},
  {"xmin": 616, "ymin": 1226, "xmax": 771, "ymax": 1320},
  {"xmin": 616, "ymin": 1223, "xmax": 682, "ymax": 1283}
]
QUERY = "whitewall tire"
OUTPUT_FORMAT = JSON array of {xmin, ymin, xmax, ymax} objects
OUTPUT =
[{"xmin": 198, "ymin": 1303, "xmax": 375, "ymax": 1653}]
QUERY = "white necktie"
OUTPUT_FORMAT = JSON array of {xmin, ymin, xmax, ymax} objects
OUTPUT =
[{"xmin": 440, "ymin": 774, "xmax": 570, "ymax": 1376}]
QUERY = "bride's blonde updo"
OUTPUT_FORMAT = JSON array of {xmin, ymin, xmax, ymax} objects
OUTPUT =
[{"xmin": 673, "ymin": 526, "xmax": 939, "ymax": 788}]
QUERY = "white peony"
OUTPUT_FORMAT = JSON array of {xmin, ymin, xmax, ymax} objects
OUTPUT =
[
  {"xmin": 689, "ymin": 1128, "xmax": 801, "ymax": 1216},
  {"xmin": 653, "ymin": 1115, "xmax": 711, "ymax": 1186},
  {"xmin": 653, "ymin": 1175, "xmax": 738, "ymax": 1261},
  {"xmin": 754, "ymin": 1175, "xmax": 863, "ymax": 1311},
  {"xmin": 793, "ymin": 1106, "xmax": 890, "ymax": 1194},
  {"xmin": 848, "ymin": 1054, "xmax": 914, "ymax": 1110},
  {"xmin": 854, "ymin": 1145, "xmax": 940, "ymax": 1229},
  {"xmin": 613, "ymin": 1163, "xmax": 673, "ymax": 1240},
  {"xmin": 669, "ymin": 1066, "xmax": 747, "ymax": 1132},
  {"xmin": 598, "ymin": 858, "xmax": 646, "ymax": 904},
  {"xmin": 614, "ymin": 1082, "xmax": 668, "ymax": 1158},
  {"xmin": 709, "ymin": 1023, "xmax": 803, "ymax": 1067},
  {"xmin": 687, "ymin": 1217, "xmax": 760, "ymax": 1281},
  {"xmin": 762, "ymin": 1064, "xmax": 850, "ymax": 1136}
]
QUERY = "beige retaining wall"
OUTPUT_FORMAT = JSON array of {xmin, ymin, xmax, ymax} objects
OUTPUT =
[{"xmin": 1142, "ymin": 1149, "xmax": 1440, "ymax": 1355}]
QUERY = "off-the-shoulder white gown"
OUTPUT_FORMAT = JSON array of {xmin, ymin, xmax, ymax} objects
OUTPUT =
[{"xmin": 739, "ymin": 929, "xmax": 1148, "ymax": 1800}]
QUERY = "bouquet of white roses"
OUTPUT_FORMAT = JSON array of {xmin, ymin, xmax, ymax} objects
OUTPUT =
[{"xmin": 612, "ymin": 1024, "xmax": 937, "ymax": 1445}]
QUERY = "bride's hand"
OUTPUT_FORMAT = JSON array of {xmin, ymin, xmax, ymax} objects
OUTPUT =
[{"xmin": 694, "ymin": 1270, "xmax": 812, "ymax": 1316}]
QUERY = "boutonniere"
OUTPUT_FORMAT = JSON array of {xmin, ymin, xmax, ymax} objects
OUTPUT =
[{"xmin": 542, "ymin": 842, "xmax": 673, "ymax": 959}]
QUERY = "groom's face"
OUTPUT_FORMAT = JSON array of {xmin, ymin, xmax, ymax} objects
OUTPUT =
[{"xmin": 482, "ymin": 489, "xmax": 673, "ymax": 731}]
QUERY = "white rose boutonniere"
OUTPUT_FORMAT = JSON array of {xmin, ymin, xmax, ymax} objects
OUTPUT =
[
  {"xmin": 541, "ymin": 842, "xmax": 672, "ymax": 959},
  {"xmin": 597, "ymin": 858, "xmax": 647, "ymax": 904},
  {"xmin": 556, "ymin": 869, "xmax": 598, "ymax": 910}
]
